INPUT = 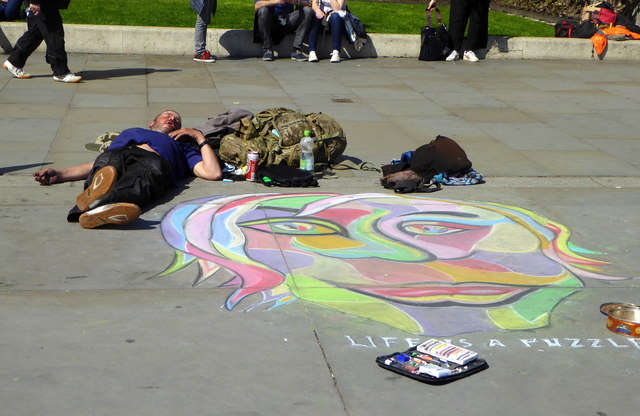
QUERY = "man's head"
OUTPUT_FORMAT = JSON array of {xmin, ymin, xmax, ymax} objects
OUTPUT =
[{"xmin": 149, "ymin": 110, "xmax": 182, "ymax": 134}]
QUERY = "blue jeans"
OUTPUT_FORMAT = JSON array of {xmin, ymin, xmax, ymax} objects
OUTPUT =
[
  {"xmin": 309, "ymin": 12, "xmax": 344, "ymax": 52},
  {"xmin": 0, "ymin": 0, "xmax": 23, "ymax": 21},
  {"xmin": 194, "ymin": 0, "xmax": 217, "ymax": 53}
]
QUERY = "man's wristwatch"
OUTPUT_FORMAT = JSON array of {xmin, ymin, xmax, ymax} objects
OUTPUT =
[{"xmin": 198, "ymin": 141, "xmax": 209, "ymax": 149}]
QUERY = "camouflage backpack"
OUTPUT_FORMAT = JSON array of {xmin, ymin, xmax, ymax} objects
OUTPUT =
[{"xmin": 218, "ymin": 107, "xmax": 347, "ymax": 168}]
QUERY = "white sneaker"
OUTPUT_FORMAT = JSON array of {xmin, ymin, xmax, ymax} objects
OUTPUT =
[
  {"xmin": 53, "ymin": 73, "xmax": 82, "ymax": 83},
  {"xmin": 330, "ymin": 50, "xmax": 341, "ymax": 63},
  {"xmin": 445, "ymin": 50, "xmax": 459, "ymax": 62},
  {"xmin": 308, "ymin": 51, "xmax": 319, "ymax": 62},
  {"xmin": 2, "ymin": 60, "xmax": 31, "ymax": 79},
  {"xmin": 463, "ymin": 50, "xmax": 479, "ymax": 62}
]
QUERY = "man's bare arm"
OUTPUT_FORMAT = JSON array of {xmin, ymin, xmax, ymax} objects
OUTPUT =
[{"xmin": 33, "ymin": 162, "xmax": 95, "ymax": 186}]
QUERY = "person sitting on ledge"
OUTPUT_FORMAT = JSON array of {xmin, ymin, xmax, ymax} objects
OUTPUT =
[
  {"xmin": 253, "ymin": 0, "xmax": 314, "ymax": 61},
  {"xmin": 33, "ymin": 110, "xmax": 223, "ymax": 229}
]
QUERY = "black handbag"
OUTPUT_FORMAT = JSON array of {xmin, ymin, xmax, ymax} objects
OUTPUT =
[{"xmin": 418, "ymin": 8, "xmax": 450, "ymax": 61}]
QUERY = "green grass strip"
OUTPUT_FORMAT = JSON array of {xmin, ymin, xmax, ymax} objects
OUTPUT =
[{"xmin": 60, "ymin": 0, "xmax": 553, "ymax": 37}]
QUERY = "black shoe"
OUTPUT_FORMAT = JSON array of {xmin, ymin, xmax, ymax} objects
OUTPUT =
[
  {"xmin": 262, "ymin": 50, "xmax": 274, "ymax": 61},
  {"xmin": 290, "ymin": 50, "xmax": 307, "ymax": 61}
]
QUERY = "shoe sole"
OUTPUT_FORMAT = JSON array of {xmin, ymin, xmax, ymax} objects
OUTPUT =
[
  {"xmin": 79, "ymin": 203, "xmax": 141, "ymax": 229},
  {"xmin": 53, "ymin": 76, "xmax": 82, "ymax": 83},
  {"xmin": 2, "ymin": 62, "xmax": 31, "ymax": 79},
  {"xmin": 463, "ymin": 57, "xmax": 479, "ymax": 62},
  {"xmin": 76, "ymin": 165, "xmax": 117, "ymax": 212},
  {"xmin": 194, "ymin": 59, "xmax": 216, "ymax": 63}
]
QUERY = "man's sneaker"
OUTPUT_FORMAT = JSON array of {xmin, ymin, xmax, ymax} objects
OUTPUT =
[
  {"xmin": 2, "ymin": 60, "xmax": 31, "ymax": 79},
  {"xmin": 291, "ymin": 50, "xmax": 307, "ymax": 61},
  {"xmin": 445, "ymin": 50, "xmax": 460, "ymax": 61},
  {"xmin": 330, "ymin": 50, "xmax": 341, "ymax": 63},
  {"xmin": 262, "ymin": 50, "xmax": 274, "ymax": 61},
  {"xmin": 194, "ymin": 50, "xmax": 216, "ymax": 63},
  {"xmin": 79, "ymin": 203, "xmax": 141, "ymax": 229},
  {"xmin": 53, "ymin": 73, "xmax": 82, "ymax": 83},
  {"xmin": 463, "ymin": 50, "xmax": 480, "ymax": 62},
  {"xmin": 76, "ymin": 165, "xmax": 117, "ymax": 212},
  {"xmin": 308, "ymin": 51, "xmax": 319, "ymax": 62}
]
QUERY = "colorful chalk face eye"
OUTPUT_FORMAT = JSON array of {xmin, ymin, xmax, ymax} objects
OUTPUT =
[
  {"xmin": 401, "ymin": 221, "xmax": 479, "ymax": 236},
  {"xmin": 238, "ymin": 218, "xmax": 344, "ymax": 236}
]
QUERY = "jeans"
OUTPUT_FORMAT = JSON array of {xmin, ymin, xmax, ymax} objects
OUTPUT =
[
  {"xmin": 255, "ymin": 6, "xmax": 313, "ymax": 51},
  {"xmin": 194, "ymin": 0, "xmax": 217, "ymax": 53},
  {"xmin": 309, "ymin": 12, "xmax": 344, "ymax": 52},
  {"xmin": 0, "ymin": 0, "xmax": 23, "ymax": 21}
]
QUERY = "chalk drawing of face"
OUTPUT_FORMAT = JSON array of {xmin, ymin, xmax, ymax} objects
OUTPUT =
[{"xmin": 157, "ymin": 193, "xmax": 626, "ymax": 336}]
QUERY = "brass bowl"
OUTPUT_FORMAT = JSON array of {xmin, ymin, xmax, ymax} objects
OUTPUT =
[{"xmin": 600, "ymin": 303, "xmax": 640, "ymax": 337}]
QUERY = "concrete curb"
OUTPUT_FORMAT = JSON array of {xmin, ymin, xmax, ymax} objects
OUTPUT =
[{"xmin": 2, "ymin": 21, "xmax": 640, "ymax": 60}]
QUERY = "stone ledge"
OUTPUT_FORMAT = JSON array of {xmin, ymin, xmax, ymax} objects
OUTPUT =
[{"xmin": 2, "ymin": 22, "xmax": 640, "ymax": 60}]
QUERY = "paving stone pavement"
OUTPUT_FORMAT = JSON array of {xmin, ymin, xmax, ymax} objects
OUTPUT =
[{"xmin": 1, "ymin": 53, "xmax": 639, "ymax": 416}]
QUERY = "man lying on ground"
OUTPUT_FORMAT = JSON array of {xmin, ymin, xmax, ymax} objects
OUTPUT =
[{"xmin": 34, "ymin": 110, "xmax": 223, "ymax": 229}]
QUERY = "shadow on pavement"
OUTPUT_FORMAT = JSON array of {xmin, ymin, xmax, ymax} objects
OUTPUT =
[{"xmin": 80, "ymin": 68, "xmax": 180, "ymax": 81}]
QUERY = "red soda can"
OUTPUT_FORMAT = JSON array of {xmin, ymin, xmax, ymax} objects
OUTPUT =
[{"xmin": 246, "ymin": 151, "xmax": 259, "ymax": 181}]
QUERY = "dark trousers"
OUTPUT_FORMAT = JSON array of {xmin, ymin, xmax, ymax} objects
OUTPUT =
[
  {"xmin": 8, "ymin": 4, "xmax": 69, "ymax": 75},
  {"xmin": 255, "ymin": 6, "xmax": 313, "ymax": 51},
  {"xmin": 448, "ymin": 0, "xmax": 490, "ymax": 53},
  {"xmin": 67, "ymin": 147, "xmax": 172, "ymax": 222}
]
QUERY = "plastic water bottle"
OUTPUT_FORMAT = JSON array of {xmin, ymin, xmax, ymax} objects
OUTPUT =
[{"xmin": 300, "ymin": 130, "xmax": 314, "ymax": 172}]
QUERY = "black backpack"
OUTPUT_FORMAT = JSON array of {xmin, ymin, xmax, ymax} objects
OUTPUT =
[
  {"xmin": 555, "ymin": 20, "xmax": 578, "ymax": 37},
  {"xmin": 555, "ymin": 20, "xmax": 597, "ymax": 38},
  {"xmin": 257, "ymin": 165, "xmax": 319, "ymax": 187}
]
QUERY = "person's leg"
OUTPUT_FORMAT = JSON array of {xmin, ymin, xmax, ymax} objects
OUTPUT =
[
  {"xmin": 38, "ymin": 5, "xmax": 71, "ymax": 76},
  {"xmin": 328, "ymin": 12, "xmax": 343, "ymax": 51},
  {"xmin": 308, "ymin": 16, "xmax": 322, "ymax": 51},
  {"xmin": 194, "ymin": 0, "xmax": 216, "ymax": 54},
  {"xmin": 6, "ymin": 15, "xmax": 44, "ymax": 69},
  {"xmin": 256, "ymin": 6, "xmax": 274, "ymax": 51},
  {"xmin": 466, "ymin": 0, "xmax": 490, "ymax": 51},
  {"xmin": 447, "ymin": 0, "xmax": 470, "ymax": 53},
  {"xmin": 288, "ymin": 6, "xmax": 313, "ymax": 51},
  {"xmin": 67, "ymin": 148, "xmax": 172, "ymax": 222},
  {"xmin": 2, "ymin": 0, "xmax": 24, "ymax": 20}
]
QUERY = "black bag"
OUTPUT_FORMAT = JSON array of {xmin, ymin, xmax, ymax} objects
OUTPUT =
[
  {"xmin": 573, "ymin": 20, "xmax": 598, "ymax": 38},
  {"xmin": 555, "ymin": 20, "xmax": 578, "ymax": 37},
  {"xmin": 257, "ymin": 165, "xmax": 319, "ymax": 187},
  {"xmin": 555, "ymin": 20, "xmax": 597, "ymax": 38},
  {"xmin": 419, "ymin": 8, "xmax": 450, "ymax": 61},
  {"xmin": 380, "ymin": 135, "xmax": 471, "ymax": 194}
]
